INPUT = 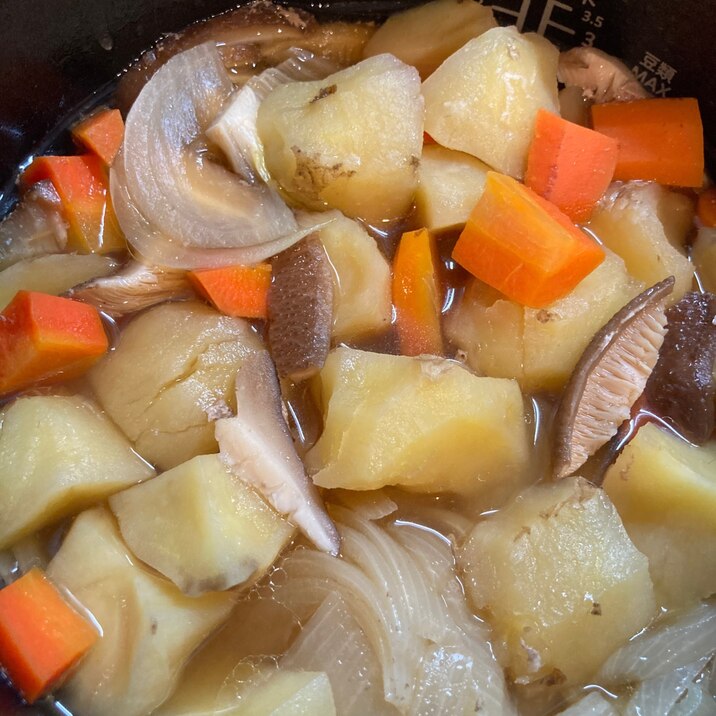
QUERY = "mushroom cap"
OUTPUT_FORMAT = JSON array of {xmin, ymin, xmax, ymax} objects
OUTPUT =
[{"xmin": 553, "ymin": 276, "xmax": 674, "ymax": 479}]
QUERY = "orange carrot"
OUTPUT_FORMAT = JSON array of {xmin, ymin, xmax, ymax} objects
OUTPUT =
[
  {"xmin": 697, "ymin": 187, "xmax": 716, "ymax": 227},
  {"xmin": 71, "ymin": 109, "xmax": 125, "ymax": 166},
  {"xmin": 525, "ymin": 109, "xmax": 618, "ymax": 222},
  {"xmin": 0, "ymin": 291, "xmax": 109, "ymax": 395},
  {"xmin": 392, "ymin": 228, "xmax": 443, "ymax": 356},
  {"xmin": 22, "ymin": 155, "xmax": 125, "ymax": 253},
  {"xmin": 0, "ymin": 568, "xmax": 97, "ymax": 703},
  {"xmin": 452, "ymin": 172, "xmax": 605, "ymax": 308},
  {"xmin": 188, "ymin": 264, "xmax": 272, "ymax": 319},
  {"xmin": 423, "ymin": 131, "xmax": 437, "ymax": 145},
  {"xmin": 591, "ymin": 98, "xmax": 704, "ymax": 187}
]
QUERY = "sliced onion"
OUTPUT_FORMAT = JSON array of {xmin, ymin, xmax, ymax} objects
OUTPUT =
[
  {"xmin": 272, "ymin": 506, "xmax": 515, "ymax": 715},
  {"xmin": 111, "ymin": 42, "xmax": 322, "ymax": 269},
  {"xmin": 557, "ymin": 691, "xmax": 619, "ymax": 715},
  {"xmin": 207, "ymin": 49, "xmax": 338, "ymax": 183}
]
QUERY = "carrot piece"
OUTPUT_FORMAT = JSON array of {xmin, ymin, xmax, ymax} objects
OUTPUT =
[
  {"xmin": 71, "ymin": 109, "xmax": 125, "ymax": 166},
  {"xmin": 0, "ymin": 568, "xmax": 97, "ymax": 703},
  {"xmin": 591, "ymin": 98, "xmax": 704, "ymax": 187},
  {"xmin": 0, "ymin": 291, "xmax": 109, "ymax": 395},
  {"xmin": 22, "ymin": 155, "xmax": 125, "ymax": 253},
  {"xmin": 525, "ymin": 109, "xmax": 618, "ymax": 222},
  {"xmin": 423, "ymin": 131, "xmax": 437, "ymax": 145},
  {"xmin": 392, "ymin": 228, "xmax": 443, "ymax": 356},
  {"xmin": 188, "ymin": 264, "xmax": 272, "ymax": 319},
  {"xmin": 452, "ymin": 172, "xmax": 605, "ymax": 308},
  {"xmin": 698, "ymin": 187, "xmax": 716, "ymax": 228}
]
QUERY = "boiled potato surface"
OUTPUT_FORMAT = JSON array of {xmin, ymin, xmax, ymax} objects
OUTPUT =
[
  {"xmin": 693, "ymin": 227, "xmax": 716, "ymax": 292},
  {"xmin": 589, "ymin": 182, "xmax": 695, "ymax": 304},
  {"xmin": 110, "ymin": 454, "xmax": 294, "ymax": 596},
  {"xmin": 0, "ymin": 395, "xmax": 154, "ymax": 549},
  {"xmin": 47, "ymin": 507, "xmax": 234, "ymax": 716},
  {"xmin": 447, "ymin": 251, "xmax": 643, "ymax": 392},
  {"xmin": 0, "ymin": 253, "xmax": 117, "ymax": 310},
  {"xmin": 310, "ymin": 211, "xmax": 392, "ymax": 342},
  {"xmin": 258, "ymin": 54, "xmax": 423, "ymax": 223},
  {"xmin": 305, "ymin": 347, "xmax": 529, "ymax": 498},
  {"xmin": 362, "ymin": 0, "xmax": 496, "ymax": 79},
  {"xmin": 229, "ymin": 671, "xmax": 336, "ymax": 716},
  {"xmin": 460, "ymin": 477, "xmax": 656, "ymax": 685},
  {"xmin": 415, "ymin": 145, "xmax": 490, "ymax": 233},
  {"xmin": 89, "ymin": 301, "xmax": 263, "ymax": 470},
  {"xmin": 423, "ymin": 26, "xmax": 559, "ymax": 179}
]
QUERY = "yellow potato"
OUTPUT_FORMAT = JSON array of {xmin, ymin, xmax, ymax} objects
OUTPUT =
[
  {"xmin": 90, "ymin": 301, "xmax": 263, "ymax": 470},
  {"xmin": 362, "ymin": 0, "xmax": 496, "ymax": 79},
  {"xmin": 0, "ymin": 395, "xmax": 154, "ymax": 549},
  {"xmin": 258, "ymin": 54, "xmax": 423, "ymax": 223},
  {"xmin": 48, "ymin": 508, "xmax": 234, "ymax": 716},
  {"xmin": 306, "ymin": 347, "xmax": 529, "ymax": 498},
  {"xmin": 423, "ymin": 26, "xmax": 559, "ymax": 178},
  {"xmin": 110, "ymin": 455, "xmax": 294, "ymax": 595},
  {"xmin": 447, "ymin": 251, "xmax": 643, "ymax": 392},
  {"xmin": 693, "ymin": 227, "xmax": 716, "ymax": 292},
  {"xmin": 460, "ymin": 478, "xmax": 656, "ymax": 685}
]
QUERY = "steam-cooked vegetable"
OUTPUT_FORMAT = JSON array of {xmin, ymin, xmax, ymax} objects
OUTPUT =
[
  {"xmin": 47, "ymin": 508, "xmax": 234, "ymax": 716},
  {"xmin": 362, "ymin": 0, "xmax": 496, "ymax": 78},
  {"xmin": 309, "ymin": 211, "xmax": 392, "ymax": 342},
  {"xmin": 71, "ymin": 109, "xmax": 125, "ymax": 166},
  {"xmin": 305, "ymin": 347, "xmax": 529, "ymax": 497},
  {"xmin": 414, "ymin": 145, "xmax": 489, "ymax": 233},
  {"xmin": 216, "ymin": 350, "xmax": 340, "ymax": 556},
  {"xmin": 525, "ymin": 109, "xmax": 618, "ymax": 222},
  {"xmin": 589, "ymin": 182, "xmax": 695, "ymax": 304},
  {"xmin": 0, "ymin": 292, "xmax": 109, "ymax": 395},
  {"xmin": 268, "ymin": 236, "xmax": 333, "ymax": 381},
  {"xmin": 460, "ymin": 477, "xmax": 656, "ymax": 686},
  {"xmin": 0, "ymin": 253, "xmax": 117, "ymax": 310},
  {"xmin": 0, "ymin": 395, "xmax": 154, "ymax": 550},
  {"xmin": 0, "ymin": 568, "xmax": 98, "ymax": 704},
  {"xmin": 693, "ymin": 227, "xmax": 716, "ymax": 292},
  {"xmin": 557, "ymin": 47, "xmax": 649, "ymax": 104},
  {"xmin": 207, "ymin": 50, "xmax": 338, "ymax": 183},
  {"xmin": 452, "ymin": 172, "xmax": 605, "ymax": 308},
  {"xmin": 558, "ymin": 86, "xmax": 590, "ymax": 127},
  {"xmin": 392, "ymin": 228, "xmax": 443, "ymax": 356},
  {"xmin": 698, "ymin": 187, "xmax": 716, "ymax": 227},
  {"xmin": 110, "ymin": 454, "xmax": 294, "ymax": 596},
  {"xmin": 111, "ymin": 43, "xmax": 315, "ymax": 269},
  {"xmin": 68, "ymin": 260, "xmax": 191, "ymax": 317},
  {"xmin": 603, "ymin": 423, "xmax": 716, "ymax": 532},
  {"xmin": 272, "ymin": 507, "xmax": 516, "ymax": 714},
  {"xmin": 188, "ymin": 263, "xmax": 272, "ymax": 319},
  {"xmin": 423, "ymin": 26, "xmax": 559, "ymax": 179},
  {"xmin": 257, "ymin": 53, "xmax": 423, "ymax": 223},
  {"xmin": 591, "ymin": 98, "xmax": 704, "ymax": 187},
  {"xmin": 556, "ymin": 692, "xmax": 618, "ymax": 715},
  {"xmin": 90, "ymin": 301, "xmax": 263, "ymax": 470},
  {"xmin": 0, "ymin": 181, "xmax": 67, "ymax": 269},
  {"xmin": 22, "ymin": 155, "xmax": 125, "ymax": 254},
  {"xmin": 644, "ymin": 292, "xmax": 716, "ymax": 444},
  {"xmin": 553, "ymin": 277, "xmax": 673, "ymax": 479}
]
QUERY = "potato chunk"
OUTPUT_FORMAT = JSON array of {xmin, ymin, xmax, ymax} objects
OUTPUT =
[
  {"xmin": 258, "ymin": 54, "xmax": 423, "ymax": 223},
  {"xmin": 47, "ymin": 508, "xmax": 234, "ymax": 716},
  {"xmin": 362, "ymin": 0, "xmax": 496, "ymax": 79},
  {"xmin": 415, "ymin": 145, "xmax": 490, "ymax": 233},
  {"xmin": 110, "ymin": 455, "xmax": 294, "ymax": 596},
  {"xmin": 693, "ymin": 227, "xmax": 716, "ymax": 293},
  {"xmin": 305, "ymin": 347, "xmax": 529, "ymax": 497},
  {"xmin": 0, "ymin": 253, "xmax": 117, "ymax": 310},
  {"xmin": 311, "ymin": 211, "xmax": 392, "ymax": 342},
  {"xmin": 447, "ymin": 251, "xmax": 643, "ymax": 392},
  {"xmin": 89, "ymin": 301, "xmax": 263, "ymax": 470},
  {"xmin": 0, "ymin": 395, "xmax": 154, "ymax": 549},
  {"xmin": 232, "ymin": 671, "xmax": 336, "ymax": 716},
  {"xmin": 603, "ymin": 424, "xmax": 716, "ymax": 607},
  {"xmin": 460, "ymin": 478, "xmax": 656, "ymax": 685},
  {"xmin": 589, "ymin": 183, "xmax": 695, "ymax": 304},
  {"xmin": 423, "ymin": 26, "xmax": 559, "ymax": 179}
]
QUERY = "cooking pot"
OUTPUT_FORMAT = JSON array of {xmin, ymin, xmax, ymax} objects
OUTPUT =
[{"xmin": 0, "ymin": 0, "xmax": 713, "ymax": 712}]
